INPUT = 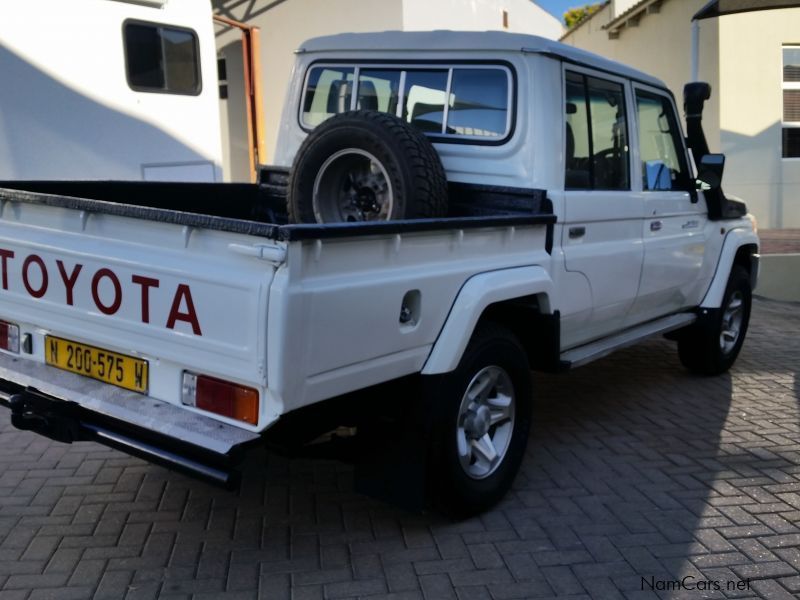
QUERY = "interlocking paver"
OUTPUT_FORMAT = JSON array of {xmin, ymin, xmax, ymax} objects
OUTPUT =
[{"xmin": 0, "ymin": 298, "xmax": 797, "ymax": 599}]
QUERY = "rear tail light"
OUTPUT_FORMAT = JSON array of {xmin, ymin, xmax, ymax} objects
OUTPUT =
[
  {"xmin": 181, "ymin": 372, "xmax": 259, "ymax": 425},
  {"xmin": 0, "ymin": 320, "xmax": 20, "ymax": 353}
]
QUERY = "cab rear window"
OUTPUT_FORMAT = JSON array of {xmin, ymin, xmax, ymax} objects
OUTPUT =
[{"xmin": 301, "ymin": 63, "xmax": 513, "ymax": 143}]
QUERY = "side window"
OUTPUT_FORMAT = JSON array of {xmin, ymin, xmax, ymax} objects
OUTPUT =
[
  {"xmin": 565, "ymin": 72, "xmax": 591, "ymax": 189},
  {"xmin": 635, "ymin": 91, "xmax": 689, "ymax": 190},
  {"xmin": 587, "ymin": 77, "xmax": 629, "ymax": 190},
  {"xmin": 564, "ymin": 71, "xmax": 629, "ymax": 190},
  {"xmin": 124, "ymin": 22, "xmax": 200, "ymax": 95},
  {"xmin": 783, "ymin": 46, "xmax": 800, "ymax": 158},
  {"xmin": 301, "ymin": 66, "xmax": 355, "ymax": 127}
]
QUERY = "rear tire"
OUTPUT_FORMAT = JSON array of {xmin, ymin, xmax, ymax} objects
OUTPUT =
[
  {"xmin": 287, "ymin": 110, "xmax": 448, "ymax": 224},
  {"xmin": 678, "ymin": 265, "xmax": 751, "ymax": 375},
  {"xmin": 426, "ymin": 323, "xmax": 532, "ymax": 518}
]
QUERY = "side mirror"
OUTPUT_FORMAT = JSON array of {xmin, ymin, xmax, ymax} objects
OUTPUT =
[{"xmin": 697, "ymin": 153, "xmax": 725, "ymax": 191}]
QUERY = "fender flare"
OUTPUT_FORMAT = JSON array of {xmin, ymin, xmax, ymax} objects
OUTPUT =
[
  {"xmin": 700, "ymin": 226, "xmax": 759, "ymax": 308},
  {"xmin": 421, "ymin": 266, "xmax": 554, "ymax": 375}
]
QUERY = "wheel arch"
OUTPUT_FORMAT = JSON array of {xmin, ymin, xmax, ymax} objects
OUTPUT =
[
  {"xmin": 421, "ymin": 266, "xmax": 556, "ymax": 375},
  {"xmin": 733, "ymin": 243, "xmax": 759, "ymax": 291},
  {"xmin": 701, "ymin": 228, "xmax": 759, "ymax": 308}
]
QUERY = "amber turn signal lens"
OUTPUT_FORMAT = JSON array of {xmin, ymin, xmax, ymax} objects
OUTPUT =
[{"xmin": 181, "ymin": 372, "xmax": 259, "ymax": 425}]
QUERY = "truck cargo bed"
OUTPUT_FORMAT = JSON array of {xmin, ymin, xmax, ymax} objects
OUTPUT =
[{"xmin": 0, "ymin": 178, "xmax": 555, "ymax": 241}]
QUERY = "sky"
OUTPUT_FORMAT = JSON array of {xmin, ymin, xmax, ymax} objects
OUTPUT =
[{"xmin": 536, "ymin": 0, "xmax": 589, "ymax": 22}]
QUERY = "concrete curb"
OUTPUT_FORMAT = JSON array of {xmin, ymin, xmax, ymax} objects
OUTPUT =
[{"xmin": 756, "ymin": 253, "xmax": 800, "ymax": 302}]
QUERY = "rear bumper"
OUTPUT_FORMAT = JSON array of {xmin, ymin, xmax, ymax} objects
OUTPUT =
[{"xmin": 0, "ymin": 353, "xmax": 261, "ymax": 488}]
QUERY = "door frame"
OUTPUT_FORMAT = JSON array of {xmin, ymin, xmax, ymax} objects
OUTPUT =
[{"xmin": 213, "ymin": 15, "xmax": 266, "ymax": 182}]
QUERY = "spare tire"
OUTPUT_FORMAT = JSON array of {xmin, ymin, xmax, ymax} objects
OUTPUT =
[{"xmin": 287, "ymin": 110, "xmax": 448, "ymax": 224}]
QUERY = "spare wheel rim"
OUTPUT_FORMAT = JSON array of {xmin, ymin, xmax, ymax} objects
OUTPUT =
[{"xmin": 312, "ymin": 148, "xmax": 394, "ymax": 223}]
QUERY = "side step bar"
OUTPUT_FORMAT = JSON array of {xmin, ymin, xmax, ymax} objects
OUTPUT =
[{"xmin": 560, "ymin": 313, "xmax": 696, "ymax": 369}]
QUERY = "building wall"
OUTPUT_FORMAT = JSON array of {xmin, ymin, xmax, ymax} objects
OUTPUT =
[
  {"xmin": 718, "ymin": 8, "xmax": 800, "ymax": 228},
  {"xmin": 612, "ymin": 0, "xmax": 640, "ymax": 17},
  {"xmin": 0, "ymin": 0, "xmax": 223, "ymax": 181},
  {"xmin": 561, "ymin": 0, "xmax": 800, "ymax": 228},
  {"xmin": 401, "ymin": 0, "xmax": 562, "ymax": 39}
]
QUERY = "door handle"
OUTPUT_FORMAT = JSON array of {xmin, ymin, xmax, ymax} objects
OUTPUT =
[
  {"xmin": 650, "ymin": 220, "xmax": 662, "ymax": 232},
  {"xmin": 568, "ymin": 226, "xmax": 585, "ymax": 239}
]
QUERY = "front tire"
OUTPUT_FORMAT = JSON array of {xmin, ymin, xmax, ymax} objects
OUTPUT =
[
  {"xmin": 678, "ymin": 265, "xmax": 752, "ymax": 375},
  {"xmin": 426, "ymin": 323, "xmax": 532, "ymax": 518}
]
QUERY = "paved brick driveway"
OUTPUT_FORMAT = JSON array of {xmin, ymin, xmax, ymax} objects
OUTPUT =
[{"xmin": 0, "ymin": 298, "xmax": 798, "ymax": 600}]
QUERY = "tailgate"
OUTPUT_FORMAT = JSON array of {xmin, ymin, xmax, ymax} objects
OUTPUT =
[{"xmin": 0, "ymin": 197, "xmax": 281, "ymax": 430}]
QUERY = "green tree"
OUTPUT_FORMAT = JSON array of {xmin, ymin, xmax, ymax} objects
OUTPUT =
[{"xmin": 564, "ymin": 3, "xmax": 603, "ymax": 28}]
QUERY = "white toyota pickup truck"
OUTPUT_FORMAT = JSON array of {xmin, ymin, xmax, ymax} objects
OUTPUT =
[{"xmin": 0, "ymin": 32, "xmax": 759, "ymax": 516}]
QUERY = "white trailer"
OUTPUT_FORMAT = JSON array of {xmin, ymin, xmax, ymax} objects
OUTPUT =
[{"xmin": 0, "ymin": 0, "xmax": 223, "ymax": 182}]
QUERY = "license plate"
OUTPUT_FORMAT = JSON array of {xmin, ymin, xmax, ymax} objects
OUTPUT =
[{"xmin": 44, "ymin": 336, "xmax": 148, "ymax": 394}]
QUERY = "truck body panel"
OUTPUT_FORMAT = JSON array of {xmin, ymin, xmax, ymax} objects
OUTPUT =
[{"xmin": 269, "ymin": 228, "xmax": 552, "ymax": 412}]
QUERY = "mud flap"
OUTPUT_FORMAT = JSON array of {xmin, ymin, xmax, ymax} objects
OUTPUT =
[
  {"xmin": 301, "ymin": 377, "xmax": 434, "ymax": 512},
  {"xmin": 353, "ymin": 410, "xmax": 430, "ymax": 512}
]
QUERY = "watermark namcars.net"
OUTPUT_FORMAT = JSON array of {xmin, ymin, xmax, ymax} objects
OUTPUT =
[{"xmin": 642, "ymin": 575, "xmax": 751, "ymax": 593}]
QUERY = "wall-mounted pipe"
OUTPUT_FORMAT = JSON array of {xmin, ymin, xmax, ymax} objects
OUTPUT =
[
  {"xmin": 213, "ymin": 15, "xmax": 266, "ymax": 182},
  {"xmin": 690, "ymin": 19, "xmax": 699, "ymax": 81}
]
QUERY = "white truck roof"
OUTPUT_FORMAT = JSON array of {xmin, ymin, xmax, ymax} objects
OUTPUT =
[{"xmin": 297, "ymin": 30, "xmax": 668, "ymax": 91}]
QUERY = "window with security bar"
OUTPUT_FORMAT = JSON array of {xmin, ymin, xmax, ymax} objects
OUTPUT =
[{"xmin": 783, "ymin": 46, "xmax": 800, "ymax": 158}]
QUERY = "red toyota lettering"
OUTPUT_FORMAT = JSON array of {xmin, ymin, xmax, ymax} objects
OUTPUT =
[
  {"xmin": 0, "ymin": 249, "xmax": 14, "ymax": 290},
  {"xmin": 56, "ymin": 260, "xmax": 83, "ymax": 306},
  {"xmin": 132, "ymin": 275, "xmax": 159, "ymax": 324},
  {"xmin": 166, "ymin": 284, "xmax": 202, "ymax": 336},
  {"xmin": 91, "ymin": 268, "xmax": 122, "ymax": 315},
  {"xmin": 4, "ymin": 250, "xmax": 203, "ymax": 334},
  {"xmin": 22, "ymin": 254, "xmax": 48, "ymax": 298}
]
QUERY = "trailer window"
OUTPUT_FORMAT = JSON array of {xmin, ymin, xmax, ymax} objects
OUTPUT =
[{"xmin": 124, "ymin": 21, "xmax": 200, "ymax": 95}]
